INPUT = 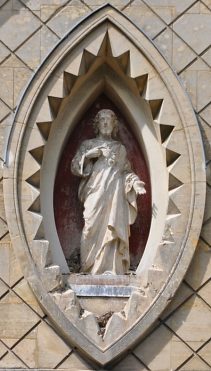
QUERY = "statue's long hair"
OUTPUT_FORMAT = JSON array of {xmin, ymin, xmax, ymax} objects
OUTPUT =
[{"xmin": 93, "ymin": 109, "xmax": 118, "ymax": 137}]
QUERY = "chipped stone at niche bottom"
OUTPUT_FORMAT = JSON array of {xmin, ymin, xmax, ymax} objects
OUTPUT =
[
  {"xmin": 51, "ymin": 289, "xmax": 81, "ymax": 319},
  {"xmin": 124, "ymin": 290, "xmax": 149, "ymax": 321},
  {"xmin": 51, "ymin": 289, "xmax": 100, "ymax": 343},
  {"xmin": 30, "ymin": 240, "xmax": 63, "ymax": 292},
  {"xmin": 103, "ymin": 290, "xmax": 150, "ymax": 343},
  {"xmin": 80, "ymin": 311, "xmax": 100, "ymax": 343},
  {"xmin": 42, "ymin": 265, "xmax": 63, "ymax": 292},
  {"xmin": 103, "ymin": 312, "xmax": 127, "ymax": 343}
]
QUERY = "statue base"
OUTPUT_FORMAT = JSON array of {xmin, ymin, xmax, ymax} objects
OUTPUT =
[{"xmin": 66, "ymin": 273, "xmax": 142, "ymax": 297}]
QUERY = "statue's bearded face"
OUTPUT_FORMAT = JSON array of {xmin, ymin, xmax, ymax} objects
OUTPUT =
[{"xmin": 98, "ymin": 111, "xmax": 115, "ymax": 136}]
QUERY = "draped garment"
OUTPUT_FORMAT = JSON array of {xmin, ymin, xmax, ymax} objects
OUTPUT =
[{"xmin": 71, "ymin": 138, "xmax": 140, "ymax": 275}]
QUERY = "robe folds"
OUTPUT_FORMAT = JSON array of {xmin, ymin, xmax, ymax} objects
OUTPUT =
[{"xmin": 71, "ymin": 138, "xmax": 142, "ymax": 275}]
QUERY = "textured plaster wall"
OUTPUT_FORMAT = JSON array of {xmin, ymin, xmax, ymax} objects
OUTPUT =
[{"xmin": 0, "ymin": 0, "xmax": 210, "ymax": 370}]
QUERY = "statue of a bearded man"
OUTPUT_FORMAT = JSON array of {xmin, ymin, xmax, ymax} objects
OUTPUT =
[{"xmin": 71, "ymin": 109, "xmax": 146, "ymax": 275}]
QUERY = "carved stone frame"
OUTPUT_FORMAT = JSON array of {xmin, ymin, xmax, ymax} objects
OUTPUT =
[{"xmin": 3, "ymin": 5, "xmax": 206, "ymax": 366}]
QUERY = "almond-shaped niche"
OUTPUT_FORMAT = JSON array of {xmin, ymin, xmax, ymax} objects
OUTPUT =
[
  {"xmin": 4, "ymin": 5, "xmax": 205, "ymax": 366},
  {"xmin": 41, "ymin": 61, "xmax": 167, "ymax": 275},
  {"xmin": 54, "ymin": 94, "xmax": 152, "ymax": 272}
]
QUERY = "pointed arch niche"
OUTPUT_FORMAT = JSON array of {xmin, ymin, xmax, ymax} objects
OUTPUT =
[
  {"xmin": 53, "ymin": 94, "xmax": 152, "ymax": 270},
  {"xmin": 3, "ymin": 5, "xmax": 206, "ymax": 366},
  {"xmin": 31, "ymin": 22, "xmax": 188, "ymax": 275}
]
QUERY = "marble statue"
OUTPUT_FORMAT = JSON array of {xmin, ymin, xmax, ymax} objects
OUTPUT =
[{"xmin": 71, "ymin": 109, "xmax": 146, "ymax": 275}]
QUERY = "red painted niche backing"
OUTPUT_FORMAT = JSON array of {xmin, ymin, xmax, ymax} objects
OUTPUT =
[{"xmin": 54, "ymin": 95, "xmax": 151, "ymax": 271}]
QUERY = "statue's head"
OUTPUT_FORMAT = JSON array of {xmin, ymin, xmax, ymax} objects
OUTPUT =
[{"xmin": 93, "ymin": 109, "xmax": 118, "ymax": 137}]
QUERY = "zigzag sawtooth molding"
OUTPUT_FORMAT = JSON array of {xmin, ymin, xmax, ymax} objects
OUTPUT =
[
  {"xmin": 26, "ymin": 32, "xmax": 182, "ymax": 248},
  {"xmin": 22, "ymin": 30, "xmax": 185, "ymax": 346}
]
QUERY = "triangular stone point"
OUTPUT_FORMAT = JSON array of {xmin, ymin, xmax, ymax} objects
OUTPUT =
[
  {"xmin": 63, "ymin": 72, "xmax": 77, "ymax": 95},
  {"xmin": 166, "ymin": 148, "xmax": 180, "ymax": 168},
  {"xmin": 34, "ymin": 221, "xmax": 45, "ymax": 240},
  {"xmin": 28, "ymin": 196, "xmax": 41, "ymax": 214},
  {"xmin": 169, "ymin": 173, "xmax": 183, "ymax": 192},
  {"xmin": 37, "ymin": 122, "xmax": 52, "ymax": 141},
  {"xmin": 149, "ymin": 99, "xmax": 163, "ymax": 120},
  {"xmin": 167, "ymin": 198, "xmax": 181, "ymax": 218},
  {"xmin": 48, "ymin": 96, "xmax": 63, "ymax": 118},
  {"xmin": 82, "ymin": 49, "xmax": 97, "ymax": 73},
  {"xmin": 116, "ymin": 50, "xmax": 130, "ymax": 74},
  {"xmin": 29, "ymin": 146, "xmax": 45, "ymax": 165},
  {"xmin": 97, "ymin": 31, "xmax": 113, "ymax": 57},
  {"xmin": 160, "ymin": 124, "xmax": 174, "ymax": 143},
  {"xmin": 135, "ymin": 74, "xmax": 148, "ymax": 95},
  {"xmin": 37, "ymin": 99, "xmax": 54, "ymax": 123},
  {"xmin": 26, "ymin": 170, "xmax": 41, "ymax": 189}
]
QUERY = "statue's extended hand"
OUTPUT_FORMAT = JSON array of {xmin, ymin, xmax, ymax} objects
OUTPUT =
[
  {"xmin": 85, "ymin": 148, "xmax": 102, "ymax": 159},
  {"xmin": 133, "ymin": 180, "xmax": 146, "ymax": 195}
]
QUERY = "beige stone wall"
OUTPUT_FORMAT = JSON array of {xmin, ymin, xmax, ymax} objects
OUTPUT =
[{"xmin": 0, "ymin": 0, "xmax": 210, "ymax": 370}]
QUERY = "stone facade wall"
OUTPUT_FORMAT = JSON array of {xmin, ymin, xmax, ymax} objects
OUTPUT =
[{"xmin": 0, "ymin": 0, "xmax": 210, "ymax": 370}]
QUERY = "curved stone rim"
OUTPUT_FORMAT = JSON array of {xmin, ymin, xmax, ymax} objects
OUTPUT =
[{"xmin": 3, "ymin": 4, "xmax": 206, "ymax": 366}]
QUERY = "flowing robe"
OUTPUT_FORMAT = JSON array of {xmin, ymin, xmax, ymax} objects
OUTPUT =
[{"xmin": 71, "ymin": 138, "xmax": 142, "ymax": 275}]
